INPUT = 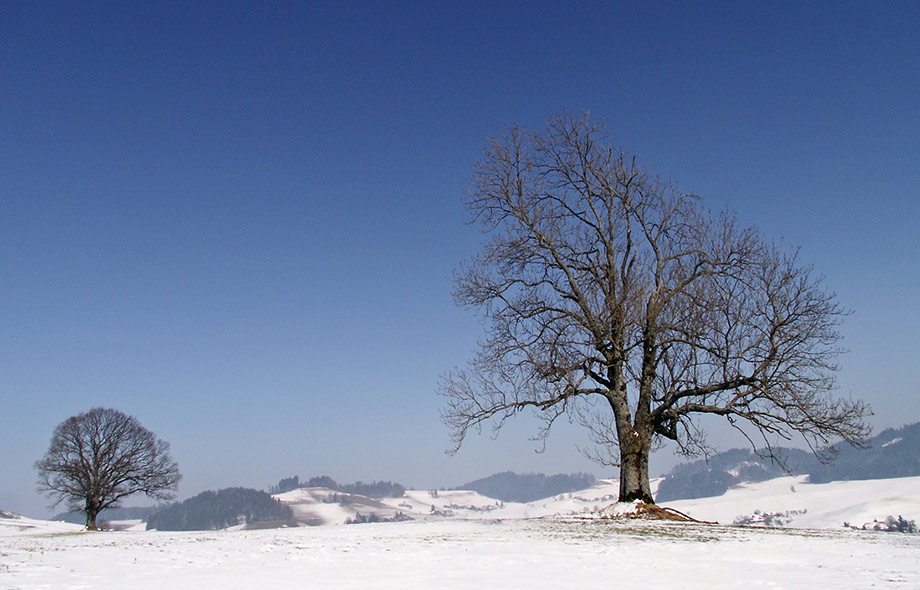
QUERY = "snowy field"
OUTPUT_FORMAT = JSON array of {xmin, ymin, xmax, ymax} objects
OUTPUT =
[
  {"xmin": 2, "ymin": 517, "xmax": 920, "ymax": 589},
  {"xmin": 3, "ymin": 474, "xmax": 920, "ymax": 589}
]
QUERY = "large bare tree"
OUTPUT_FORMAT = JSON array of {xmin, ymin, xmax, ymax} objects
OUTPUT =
[
  {"xmin": 439, "ymin": 113, "xmax": 870, "ymax": 503},
  {"xmin": 36, "ymin": 407, "xmax": 181, "ymax": 529}
]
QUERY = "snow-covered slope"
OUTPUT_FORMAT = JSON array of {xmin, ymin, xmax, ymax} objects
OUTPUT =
[
  {"xmin": 7, "ymin": 473, "xmax": 915, "ymax": 535},
  {"xmin": 0, "ymin": 511, "xmax": 84, "ymax": 536},
  {"xmin": 274, "ymin": 479, "xmax": 637, "ymax": 525},
  {"xmin": 274, "ymin": 474, "xmax": 920, "ymax": 530},
  {"xmin": 669, "ymin": 474, "xmax": 920, "ymax": 529},
  {"xmin": 273, "ymin": 487, "xmax": 397, "ymax": 525}
]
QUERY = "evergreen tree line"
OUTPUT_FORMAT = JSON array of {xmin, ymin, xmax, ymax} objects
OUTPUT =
[
  {"xmin": 269, "ymin": 475, "xmax": 406, "ymax": 498},
  {"xmin": 146, "ymin": 487, "xmax": 292, "ymax": 531}
]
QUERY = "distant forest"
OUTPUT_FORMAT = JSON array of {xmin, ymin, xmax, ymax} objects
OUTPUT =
[
  {"xmin": 656, "ymin": 422, "xmax": 920, "ymax": 502},
  {"xmin": 269, "ymin": 475, "xmax": 405, "ymax": 498},
  {"xmin": 146, "ymin": 487, "xmax": 292, "ymax": 531},
  {"xmin": 454, "ymin": 472, "xmax": 596, "ymax": 503}
]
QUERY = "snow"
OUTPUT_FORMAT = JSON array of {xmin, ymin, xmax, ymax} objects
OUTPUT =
[
  {"xmin": 883, "ymin": 437, "xmax": 904, "ymax": 448},
  {"xmin": 274, "ymin": 480, "xmax": 629, "ymax": 524},
  {"xmin": 667, "ymin": 475, "xmax": 920, "ymax": 529},
  {"xmin": 282, "ymin": 475, "xmax": 920, "ymax": 532},
  {"xmin": 3, "ymin": 475, "xmax": 920, "ymax": 588},
  {"xmin": 0, "ymin": 512, "xmax": 83, "ymax": 536},
  {"xmin": 2, "ymin": 518, "xmax": 919, "ymax": 588}
]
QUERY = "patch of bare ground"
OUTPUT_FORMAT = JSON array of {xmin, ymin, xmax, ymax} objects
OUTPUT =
[{"xmin": 599, "ymin": 502, "xmax": 711, "ymax": 523}]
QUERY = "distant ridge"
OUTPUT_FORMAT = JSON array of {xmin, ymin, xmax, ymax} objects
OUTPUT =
[
  {"xmin": 656, "ymin": 422, "xmax": 920, "ymax": 502},
  {"xmin": 268, "ymin": 475, "xmax": 405, "ymax": 498},
  {"xmin": 453, "ymin": 472, "xmax": 595, "ymax": 503},
  {"xmin": 808, "ymin": 422, "xmax": 920, "ymax": 483}
]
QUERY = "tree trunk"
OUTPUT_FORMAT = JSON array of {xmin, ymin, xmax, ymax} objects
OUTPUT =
[
  {"xmin": 618, "ymin": 429, "xmax": 654, "ymax": 503},
  {"xmin": 85, "ymin": 500, "xmax": 100, "ymax": 531}
]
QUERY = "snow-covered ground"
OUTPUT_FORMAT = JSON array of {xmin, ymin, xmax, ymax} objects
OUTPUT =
[
  {"xmin": 2, "ymin": 517, "xmax": 919, "ymax": 588},
  {"xmin": 3, "ymin": 475, "xmax": 919, "ymax": 588},
  {"xmin": 669, "ymin": 475, "xmax": 920, "ymax": 529}
]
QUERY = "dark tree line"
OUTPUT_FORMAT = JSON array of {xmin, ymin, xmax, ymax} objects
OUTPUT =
[
  {"xmin": 269, "ymin": 475, "xmax": 300, "ymax": 494},
  {"xmin": 269, "ymin": 475, "xmax": 406, "ymax": 498},
  {"xmin": 345, "ymin": 511, "xmax": 412, "ymax": 525},
  {"xmin": 146, "ymin": 487, "xmax": 292, "ymax": 531}
]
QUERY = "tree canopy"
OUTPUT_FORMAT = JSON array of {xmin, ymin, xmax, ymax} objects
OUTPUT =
[
  {"xmin": 440, "ymin": 113, "xmax": 870, "ymax": 502},
  {"xmin": 35, "ymin": 407, "xmax": 181, "ymax": 529}
]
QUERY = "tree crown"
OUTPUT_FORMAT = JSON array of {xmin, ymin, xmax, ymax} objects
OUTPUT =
[
  {"xmin": 441, "ymin": 113, "xmax": 870, "ymax": 474},
  {"xmin": 35, "ymin": 407, "xmax": 181, "ymax": 527}
]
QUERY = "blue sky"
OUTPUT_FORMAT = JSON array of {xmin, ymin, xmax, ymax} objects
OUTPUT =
[{"xmin": 2, "ymin": 1, "xmax": 918, "ymax": 517}]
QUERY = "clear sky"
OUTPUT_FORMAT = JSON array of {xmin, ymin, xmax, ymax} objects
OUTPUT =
[{"xmin": 2, "ymin": 1, "xmax": 918, "ymax": 518}]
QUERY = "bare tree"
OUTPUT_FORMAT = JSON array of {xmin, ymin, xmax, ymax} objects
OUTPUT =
[
  {"xmin": 439, "ymin": 113, "xmax": 871, "ymax": 503},
  {"xmin": 35, "ymin": 407, "xmax": 181, "ymax": 529}
]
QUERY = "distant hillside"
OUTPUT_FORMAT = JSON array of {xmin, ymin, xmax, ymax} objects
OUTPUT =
[
  {"xmin": 656, "ymin": 422, "xmax": 920, "ymax": 502},
  {"xmin": 147, "ymin": 487, "xmax": 292, "ymax": 531},
  {"xmin": 269, "ymin": 475, "xmax": 405, "ymax": 498},
  {"xmin": 455, "ymin": 472, "xmax": 595, "ymax": 503},
  {"xmin": 655, "ymin": 448, "xmax": 815, "ymax": 502},
  {"xmin": 52, "ymin": 506, "xmax": 157, "ymax": 525},
  {"xmin": 808, "ymin": 423, "xmax": 920, "ymax": 483}
]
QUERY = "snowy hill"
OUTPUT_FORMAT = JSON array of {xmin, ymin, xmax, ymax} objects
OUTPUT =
[
  {"xmin": 9, "ymin": 473, "xmax": 917, "ymax": 534},
  {"xmin": 668, "ymin": 475, "xmax": 920, "ymax": 529},
  {"xmin": 0, "ymin": 510, "xmax": 84, "ymax": 535},
  {"xmin": 273, "ymin": 474, "xmax": 920, "ymax": 531},
  {"xmin": 273, "ymin": 479, "xmax": 638, "ymax": 526},
  {"xmin": 657, "ymin": 422, "xmax": 920, "ymax": 501}
]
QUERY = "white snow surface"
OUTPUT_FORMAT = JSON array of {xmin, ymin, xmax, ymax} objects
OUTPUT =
[
  {"xmin": 668, "ymin": 475, "xmax": 920, "ymax": 529},
  {"xmin": 274, "ymin": 479, "xmax": 626, "ymax": 525},
  {"xmin": 2, "ymin": 475, "xmax": 919, "ymax": 588},
  {"xmin": 2, "ymin": 517, "xmax": 919, "ymax": 588}
]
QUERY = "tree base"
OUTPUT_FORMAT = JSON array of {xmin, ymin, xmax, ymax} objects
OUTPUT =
[
  {"xmin": 618, "ymin": 490, "xmax": 655, "ymax": 504},
  {"xmin": 598, "ymin": 501, "xmax": 705, "ymax": 522}
]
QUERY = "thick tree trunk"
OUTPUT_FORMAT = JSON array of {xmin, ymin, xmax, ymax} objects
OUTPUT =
[
  {"xmin": 85, "ymin": 499, "xmax": 100, "ymax": 531},
  {"xmin": 617, "ymin": 429, "xmax": 654, "ymax": 504},
  {"xmin": 608, "ymin": 389, "xmax": 655, "ymax": 504}
]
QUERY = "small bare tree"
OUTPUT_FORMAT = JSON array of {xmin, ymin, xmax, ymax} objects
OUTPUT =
[
  {"xmin": 439, "ymin": 113, "xmax": 870, "ymax": 503},
  {"xmin": 35, "ymin": 407, "xmax": 181, "ymax": 529}
]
